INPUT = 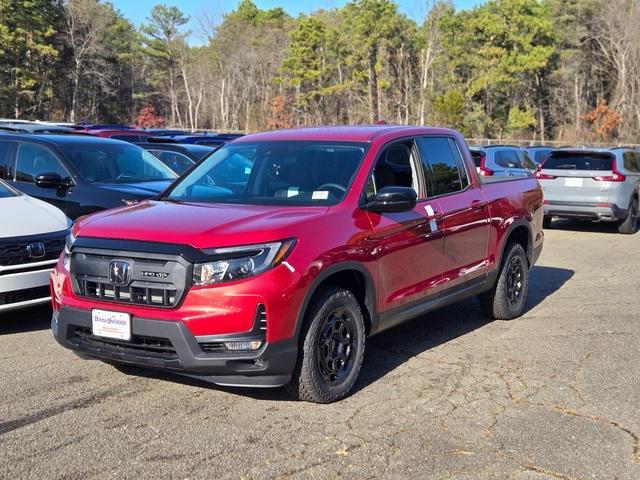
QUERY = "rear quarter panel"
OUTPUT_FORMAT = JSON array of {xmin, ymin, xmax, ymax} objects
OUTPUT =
[{"xmin": 480, "ymin": 177, "xmax": 544, "ymax": 270}]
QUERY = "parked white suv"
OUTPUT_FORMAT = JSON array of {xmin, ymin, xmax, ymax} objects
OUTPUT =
[{"xmin": 0, "ymin": 180, "xmax": 70, "ymax": 312}]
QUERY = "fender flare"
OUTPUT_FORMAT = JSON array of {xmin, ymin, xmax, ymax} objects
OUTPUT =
[
  {"xmin": 497, "ymin": 218, "xmax": 534, "ymax": 267},
  {"xmin": 292, "ymin": 261, "xmax": 378, "ymax": 340}
]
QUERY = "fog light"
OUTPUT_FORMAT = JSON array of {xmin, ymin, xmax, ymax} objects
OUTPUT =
[{"xmin": 224, "ymin": 340, "xmax": 263, "ymax": 351}]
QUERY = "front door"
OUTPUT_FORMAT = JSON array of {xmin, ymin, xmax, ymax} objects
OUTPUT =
[
  {"xmin": 11, "ymin": 142, "xmax": 76, "ymax": 216},
  {"xmin": 365, "ymin": 140, "xmax": 444, "ymax": 317}
]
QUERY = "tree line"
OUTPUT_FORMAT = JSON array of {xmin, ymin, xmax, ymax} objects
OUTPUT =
[{"xmin": 1, "ymin": 0, "xmax": 638, "ymax": 142}]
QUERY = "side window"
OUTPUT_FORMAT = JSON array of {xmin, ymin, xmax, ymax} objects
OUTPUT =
[
  {"xmin": 0, "ymin": 141, "xmax": 13, "ymax": 179},
  {"xmin": 416, "ymin": 137, "xmax": 464, "ymax": 196},
  {"xmin": 16, "ymin": 143, "xmax": 70, "ymax": 183},
  {"xmin": 494, "ymin": 149, "xmax": 520, "ymax": 169},
  {"xmin": 623, "ymin": 151, "xmax": 640, "ymax": 173},
  {"xmin": 149, "ymin": 150, "xmax": 194, "ymax": 174},
  {"xmin": 366, "ymin": 141, "xmax": 418, "ymax": 202}
]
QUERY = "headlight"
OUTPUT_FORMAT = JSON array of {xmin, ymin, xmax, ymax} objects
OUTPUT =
[
  {"xmin": 193, "ymin": 239, "xmax": 295, "ymax": 286},
  {"xmin": 63, "ymin": 231, "xmax": 76, "ymax": 271}
]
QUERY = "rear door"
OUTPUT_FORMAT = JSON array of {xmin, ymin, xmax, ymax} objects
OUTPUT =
[
  {"xmin": 539, "ymin": 151, "xmax": 616, "ymax": 204},
  {"xmin": 416, "ymin": 137, "xmax": 490, "ymax": 291}
]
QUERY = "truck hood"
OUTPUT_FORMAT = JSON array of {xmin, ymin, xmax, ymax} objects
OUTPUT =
[
  {"xmin": 95, "ymin": 181, "xmax": 172, "ymax": 198},
  {"xmin": 76, "ymin": 200, "xmax": 330, "ymax": 249},
  {"xmin": 1, "ymin": 195, "xmax": 69, "ymax": 238}
]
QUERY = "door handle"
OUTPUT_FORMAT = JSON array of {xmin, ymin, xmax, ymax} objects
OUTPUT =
[{"xmin": 470, "ymin": 200, "xmax": 486, "ymax": 211}]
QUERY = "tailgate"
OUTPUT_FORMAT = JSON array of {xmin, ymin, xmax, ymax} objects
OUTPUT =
[{"xmin": 539, "ymin": 152, "xmax": 614, "ymax": 204}]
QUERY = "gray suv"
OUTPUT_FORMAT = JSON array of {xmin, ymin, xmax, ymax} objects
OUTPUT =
[
  {"xmin": 537, "ymin": 148, "xmax": 640, "ymax": 234},
  {"xmin": 469, "ymin": 145, "xmax": 536, "ymax": 177}
]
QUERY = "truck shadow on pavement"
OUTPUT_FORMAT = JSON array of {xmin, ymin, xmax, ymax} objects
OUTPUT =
[
  {"xmin": 547, "ymin": 219, "xmax": 625, "ymax": 234},
  {"xmin": 0, "ymin": 305, "xmax": 52, "ymax": 335},
  {"xmin": 113, "ymin": 265, "xmax": 574, "ymax": 401}
]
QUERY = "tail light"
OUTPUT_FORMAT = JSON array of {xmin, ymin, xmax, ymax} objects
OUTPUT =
[
  {"xmin": 478, "ymin": 155, "xmax": 493, "ymax": 176},
  {"xmin": 592, "ymin": 166, "xmax": 626, "ymax": 182},
  {"xmin": 535, "ymin": 171, "xmax": 556, "ymax": 180}
]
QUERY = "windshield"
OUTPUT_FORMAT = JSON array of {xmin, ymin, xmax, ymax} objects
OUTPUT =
[
  {"xmin": 544, "ymin": 152, "xmax": 613, "ymax": 171},
  {"xmin": 165, "ymin": 141, "xmax": 368, "ymax": 206},
  {"xmin": 0, "ymin": 180, "xmax": 16, "ymax": 198},
  {"xmin": 59, "ymin": 142, "xmax": 177, "ymax": 184}
]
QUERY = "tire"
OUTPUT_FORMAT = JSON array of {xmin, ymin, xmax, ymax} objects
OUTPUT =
[
  {"xmin": 617, "ymin": 197, "xmax": 639, "ymax": 234},
  {"xmin": 286, "ymin": 287, "xmax": 365, "ymax": 403},
  {"xmin": 478, "ymin": 243, "xmax": 529, "ymax": 320},
  {"xmin": 543, "ymin": 216, "xmax": 552, "ymax": 229}
]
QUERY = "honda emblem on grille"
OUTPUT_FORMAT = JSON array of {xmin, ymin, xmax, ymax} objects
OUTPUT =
[
  {"xmin": 26, "ymin": 242, "xmax": 46, "ymax": 259},
  {"xmin": 108, "ymin": 260, "xmax": 131, "ymax": 286}
]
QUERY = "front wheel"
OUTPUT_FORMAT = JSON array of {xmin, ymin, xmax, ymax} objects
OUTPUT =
[
  {"xmin": 286, "ymin": 287, "xmax": 365, "ymax": 403},
  {"xmin": 617, "ymin": 198, "xmax": 639, "ymax": 234},
  {"xmin": 478, "ymin": 243, "xmax": 529, "ymax": 320},
  {"xmin": 543, "ymin": 216, "xmax": 552, "ymax": 229}
]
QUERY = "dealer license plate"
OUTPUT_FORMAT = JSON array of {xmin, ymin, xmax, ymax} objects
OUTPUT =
[{"xmin": 92, "ymin": 309, "xmax": 131, "ymax": 341}]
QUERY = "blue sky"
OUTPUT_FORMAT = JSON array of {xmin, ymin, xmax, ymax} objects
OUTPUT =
[{"xmin": 111, "ymin": 0, "xmax": 483, "ymax": 30}]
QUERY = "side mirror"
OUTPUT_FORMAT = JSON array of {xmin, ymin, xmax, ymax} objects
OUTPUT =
[
  {"xmin": 367, "ymin": 186, "xmax": 417, "ymax": 213},
  {"xmin": 35, "ymin": 173, "xmax": 70, "ymax": 189}
]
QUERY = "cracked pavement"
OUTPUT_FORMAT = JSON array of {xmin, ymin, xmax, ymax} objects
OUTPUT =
[{"xmin": 1, "ymin": 219, "xmax": 639, "ymax": 479}]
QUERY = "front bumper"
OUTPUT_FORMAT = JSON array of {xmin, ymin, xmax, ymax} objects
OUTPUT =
[
  {"xmin": 544, "ymin": 201, "xmax": 627, "ymax": 222},
  {"xmin": 52, "ymin": 306, "xmax": 298, "ymax": 387}
]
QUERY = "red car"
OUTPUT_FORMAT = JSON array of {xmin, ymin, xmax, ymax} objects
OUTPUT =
[
  {"xmin": 86, "ymin": 129, "xmax": 155, "ymax": 143},
  {"xmin": 51, "ymin": 126, "xmax": 544, "ymax": 403}
]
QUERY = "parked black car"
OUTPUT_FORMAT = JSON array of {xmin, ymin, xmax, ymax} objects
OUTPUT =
[
  {"xmin": 137, "ymin": 142, "xmax": 216, "ymax": 174},
  {"xmin": 0, "ymin": 134, "xmax": 177, "ymax": 219}
]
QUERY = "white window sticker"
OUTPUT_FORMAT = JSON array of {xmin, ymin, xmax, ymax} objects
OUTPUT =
[
  {"xmin": 287, "ymin": 187, "xmax": 299, "ymax": 197},
  {"xmin": 312, "ymin": 191, "xmax": 329, "ymax": 200},
  {"xmin": 424, "ymin": 205, "xmax": 438, "ymax": 232}
]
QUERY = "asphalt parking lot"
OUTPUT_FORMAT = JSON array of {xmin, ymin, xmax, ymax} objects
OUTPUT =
[{"xmin": 1, "ymin": 221, "xmax": 639, "ymax": 480}]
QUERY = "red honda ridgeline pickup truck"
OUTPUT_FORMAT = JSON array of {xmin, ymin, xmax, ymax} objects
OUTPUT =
[{"xmin": 51, "ymin": 126, "xmax": 544, "ymax": 403}]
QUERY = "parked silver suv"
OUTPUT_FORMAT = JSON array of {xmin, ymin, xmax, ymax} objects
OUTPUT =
[
  {"xmin": 536, "ymin": 148, "xmax": 640, "ymax": 234},
  {"xmin": 469, "ymin": 145, "xmax": 536, "ymax": 177}
]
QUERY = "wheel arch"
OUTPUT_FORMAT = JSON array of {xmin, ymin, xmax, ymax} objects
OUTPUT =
[
  {"xmin": 293, "ymin": 262, "xmax": 378, "ymax": 340},
  {"xmin": 498, "ymin": 219, "xmax": 534, "ymax": 269}
]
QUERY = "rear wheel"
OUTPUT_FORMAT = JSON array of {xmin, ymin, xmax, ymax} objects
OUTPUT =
[
  {"xmin": 478, "ymin": 243, "xmax": 529, "ymax": 320},
  {"xmin": 617, "ymin": 197, "xmax": 639, "ymax": 234},
  {"xmin": 286, "ymin": 287, "xmax": 365, "ymax": 403},
  {"xmin": 543, "ymin": 216, "xmax": 552, "ymax": 229}
]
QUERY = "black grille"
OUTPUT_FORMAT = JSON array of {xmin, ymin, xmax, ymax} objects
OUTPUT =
[
  {"xmin": 0, "ymin": 237, "xmax": 65, "ymax": 266},
  {"xmin": 0, "ymin": 285, "xmax": 50, "ymax": 305},
  {"xmin": 79, "ymin": 280, "xmax": 177, "ymax": 307},
  {"xmin": 71, "ymin": 251, "xmax": 188, "ymax": 308},
  {"xmin": 71, "ymin": 326, "xmax": 178, "ymax": 359}
]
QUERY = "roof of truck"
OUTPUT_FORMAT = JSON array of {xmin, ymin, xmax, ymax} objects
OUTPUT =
[{"xmin": 234, "ymin": 125, "xmax": 459, "ymax": 143}]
